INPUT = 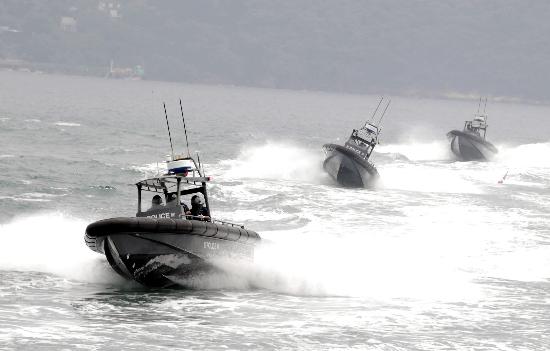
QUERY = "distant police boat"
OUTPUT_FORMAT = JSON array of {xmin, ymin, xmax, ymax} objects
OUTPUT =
[
  {"xmin": 322, "ymin": 97, "xmax": 390, "ymax": 188},
  {"xmin": 447, "ymin": 97, "xmax": 498, "ymax": 161},
  {"xmin": 84, "ymin": 100, "xmax": 261, "ymax": 288}
]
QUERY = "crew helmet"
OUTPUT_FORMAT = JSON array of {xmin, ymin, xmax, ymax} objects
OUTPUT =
[
  {"xmin": 152, "ymin": 195, "xmax": 162, "ymax": 205},
  {"xmin": 191, "ymin": 195, "xmax": 203, "ymax": 206}
]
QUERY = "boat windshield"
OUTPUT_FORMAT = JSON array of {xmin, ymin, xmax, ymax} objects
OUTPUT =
[
  {"xmin": 344, "ymin": 124, "xmax": 379, "ymax": 160},
  {"xmin": 463, "ymin": 114, "xmax": 488, "ymax": 138},
  {"xmin": 135, "ymin": 174, "xmax": 211, "ymax": 220}
]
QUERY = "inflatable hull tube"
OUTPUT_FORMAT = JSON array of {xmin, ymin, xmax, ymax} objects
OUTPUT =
[
  {"xmin": 447, "ymin": 130, "xmax": 498, "ymax": 161},
  {"xmin": 323, "ymin": 144, "xmax": 379, "ymax": 188},
  {"xmin": 85, "ymin": 217, "xmax": 260, "ymax": 287}
]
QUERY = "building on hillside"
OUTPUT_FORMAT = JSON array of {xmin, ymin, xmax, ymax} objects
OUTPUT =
[
  {"xmin": 106, "ymin": 60, "xmax": 144, "ymax": 80},
  {"xmin": 109, "ymin": 9, "xmax": 121, "ymax": 18},
  {"xmin": 60, "ymin": 17, "xmax": 77, "ymax": 32},
  {"xmin": 98, "ymin": 1, "xmax": 122, "ymax": 18},
  {"xmin": 0, "ymin": 26, "xmax": 20, "ymax": 33}
]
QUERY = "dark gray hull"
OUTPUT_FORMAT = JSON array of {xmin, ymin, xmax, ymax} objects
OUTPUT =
[
  {"xmin": 322, "ymin": 144, "xmax": 379, "ymax": 188},
  {"xmin": 85, "ymin": 217, "xmax": 260, "ymax": 288},
  {"xmin": 447, "ymin": 130, "xmax": 498, "ymax": 161}
]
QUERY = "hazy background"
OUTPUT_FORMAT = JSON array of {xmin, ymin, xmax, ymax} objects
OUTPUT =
[
  {"xmin": 2, "ymin": 3, "xmax": 550, "ymax": 348},
  {"xmin": 1, "ymin": 0, "xmax": 549, "ymax": 101}
]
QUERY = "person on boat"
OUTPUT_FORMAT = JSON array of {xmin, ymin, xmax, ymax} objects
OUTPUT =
[
  {"xmin": 180, "ymin": 198, "xmax": 191, "ymax": 216},
  {"xmin": 180, "ymin": 201, "xmax": 192, "ymax": 219},
  {"xmin": 190, "ymin": 195, "xmax": 210, "ymax": 221},
  {"xmin": 166, "ymin": 192, "xmax": 191, "ymax": 216},
  {"xmin": 149, "ymin": 195, "xmax": 164, "ymax": 210},
  {"xmin": 166, "ymin": 193, "xmax": 178, "ymax": 207}
]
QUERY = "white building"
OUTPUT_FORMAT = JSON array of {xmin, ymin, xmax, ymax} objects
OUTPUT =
[{"xmin": 60, "ymin": 17, "xmax": 77, "ymax": 32}]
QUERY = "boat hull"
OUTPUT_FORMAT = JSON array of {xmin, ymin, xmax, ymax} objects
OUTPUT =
[
  {"xmin": 447, "ymin": 130, "xmax": 498, "ymax": 161},
  {"xmin": 85, "ymin": 217, "xmax": 260, "ymax": 287},
  {"xmin": 322, "ymin": 144, "xmax": 379, "ymax": 188}
]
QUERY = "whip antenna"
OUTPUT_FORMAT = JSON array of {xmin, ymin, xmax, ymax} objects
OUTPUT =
[
  {"xmin": 179, "ymin": 99, "xmax": 191, "ymax": 158},
  {"xmin": 196, "ymin": 152, "xmax": 204, "ymax": 176},
  {"xmin": 477, "ymin": 97, "xmax": 482, "ymax": 114},
  {"xmin": 365, "ymin": 97, "xmax": 384, "ymax": 128},
  {"xmin": 377, "ymin": 98, "xmax": 391, "ymax": 126},
  {"xmin": 163, "ymin": 102, "xmax": 174, "ymax": 159}
]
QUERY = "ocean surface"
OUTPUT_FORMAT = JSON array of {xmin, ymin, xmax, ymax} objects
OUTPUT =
[{"xmin": 1, "ymin": 71, "xmax": 550, "ymax": 350}]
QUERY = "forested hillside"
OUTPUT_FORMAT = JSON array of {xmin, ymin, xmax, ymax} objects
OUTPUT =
[{"xmin": 1, "ymin": 0, "xmax": 549, "ymax": 100}]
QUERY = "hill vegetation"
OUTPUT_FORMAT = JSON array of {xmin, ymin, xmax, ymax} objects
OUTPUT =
[{"xmin": 1, "ymin": 0, "xmax": 549, "ymax": 100}]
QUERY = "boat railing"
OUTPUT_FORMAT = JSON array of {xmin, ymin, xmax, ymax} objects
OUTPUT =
[
  {"xmin": 471, "ymin": 120, "xmax": 487, "ymax": 129},
  {"xmin": 180, "ymin": 215, "xmax": 244, "ymax": 228},
  {"xmin": 178, "ymin": 214, "xmax": 210, "ymax": 222},
  {"xmin": 360, "ymin": 122, "xmax": 380, "ymax": 135},
  {"xmin": 212, "ymin": 218, "xmax": 245, "ymax": 229}
]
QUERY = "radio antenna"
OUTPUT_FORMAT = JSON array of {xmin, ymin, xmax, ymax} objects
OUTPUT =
[
  {"xmin": 477, "ymin": 97, "xmax": 482, "ymax": 114},
  {"xmin": 196, "ymin": 152, "xmax": 204, "ymax": 176},
  {"xmin": 179, "ymin": 99, "xmax": 191, "ymax": 158},
  {"xmin": 483, "ymin": 97, "xmax": 488, "ymax": 114},
  {"xmin": 163, "ymin": 102, "xmax": 174, "ymax": 159},
  {"xmin": 364, "ymin": 97, "xmax": 384, "ymax": 128},
  {"xmin": 377, "ymin": 98, "xmax": 391, "ymax": 126}
]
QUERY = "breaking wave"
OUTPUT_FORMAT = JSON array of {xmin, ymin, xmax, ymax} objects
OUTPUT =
[
  {"xmin": 2, "ymin": 140, "xmax": 549, "ymax": 297},
  {"xmin": 496, "ymin": 142, "xmax": 550, "ymax": 168},
  {"xmin": 377, "ymin": 140, "xmax": 550, "ymax": 169},
  {"xmin": 0, "ymin": 213, "xmax": 123, "ymax": 285},
  {"xmin": 213, "ymin": 140, "xmax": 550, "ymax": 193},
  {"xmin": 1, "ymin": 207, "xmax": 548, "ymax": 301},
  {"xmin": 221, "ymin": 141, "xmax": 327, "ymax": 183},
  {"xmin": 376, "ymin": 140, "xmax": 451, "ymax": 162},
  {"xmin": 54, "ymin": 122, "xmax": 81, "ymax": 127}
]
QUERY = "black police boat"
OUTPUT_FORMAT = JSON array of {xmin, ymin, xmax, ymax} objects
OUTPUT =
[
  {"xmin": 322, "ymin": 97, "xmax": 390, "ymax": 188},
  {"xmin": 447, "ymin": 98, "xmax": 498, "ymax": 161},
  {"xmin": 85, "ymin": 155, "xmax": 261, "ymax": 288},
  {"xmin": 85, "ymin": 102, "xmax": 261, "ymax": 288}
]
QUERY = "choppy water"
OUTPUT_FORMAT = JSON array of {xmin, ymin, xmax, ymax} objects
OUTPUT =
[{"xmin": 1, "ymin": 71, "xmax": 550, "ymax": 350}]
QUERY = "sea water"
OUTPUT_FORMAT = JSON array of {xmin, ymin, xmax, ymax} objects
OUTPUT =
[{"xmin": 1, "ymin": 71, "xmax": 549, "ymax": 350}]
